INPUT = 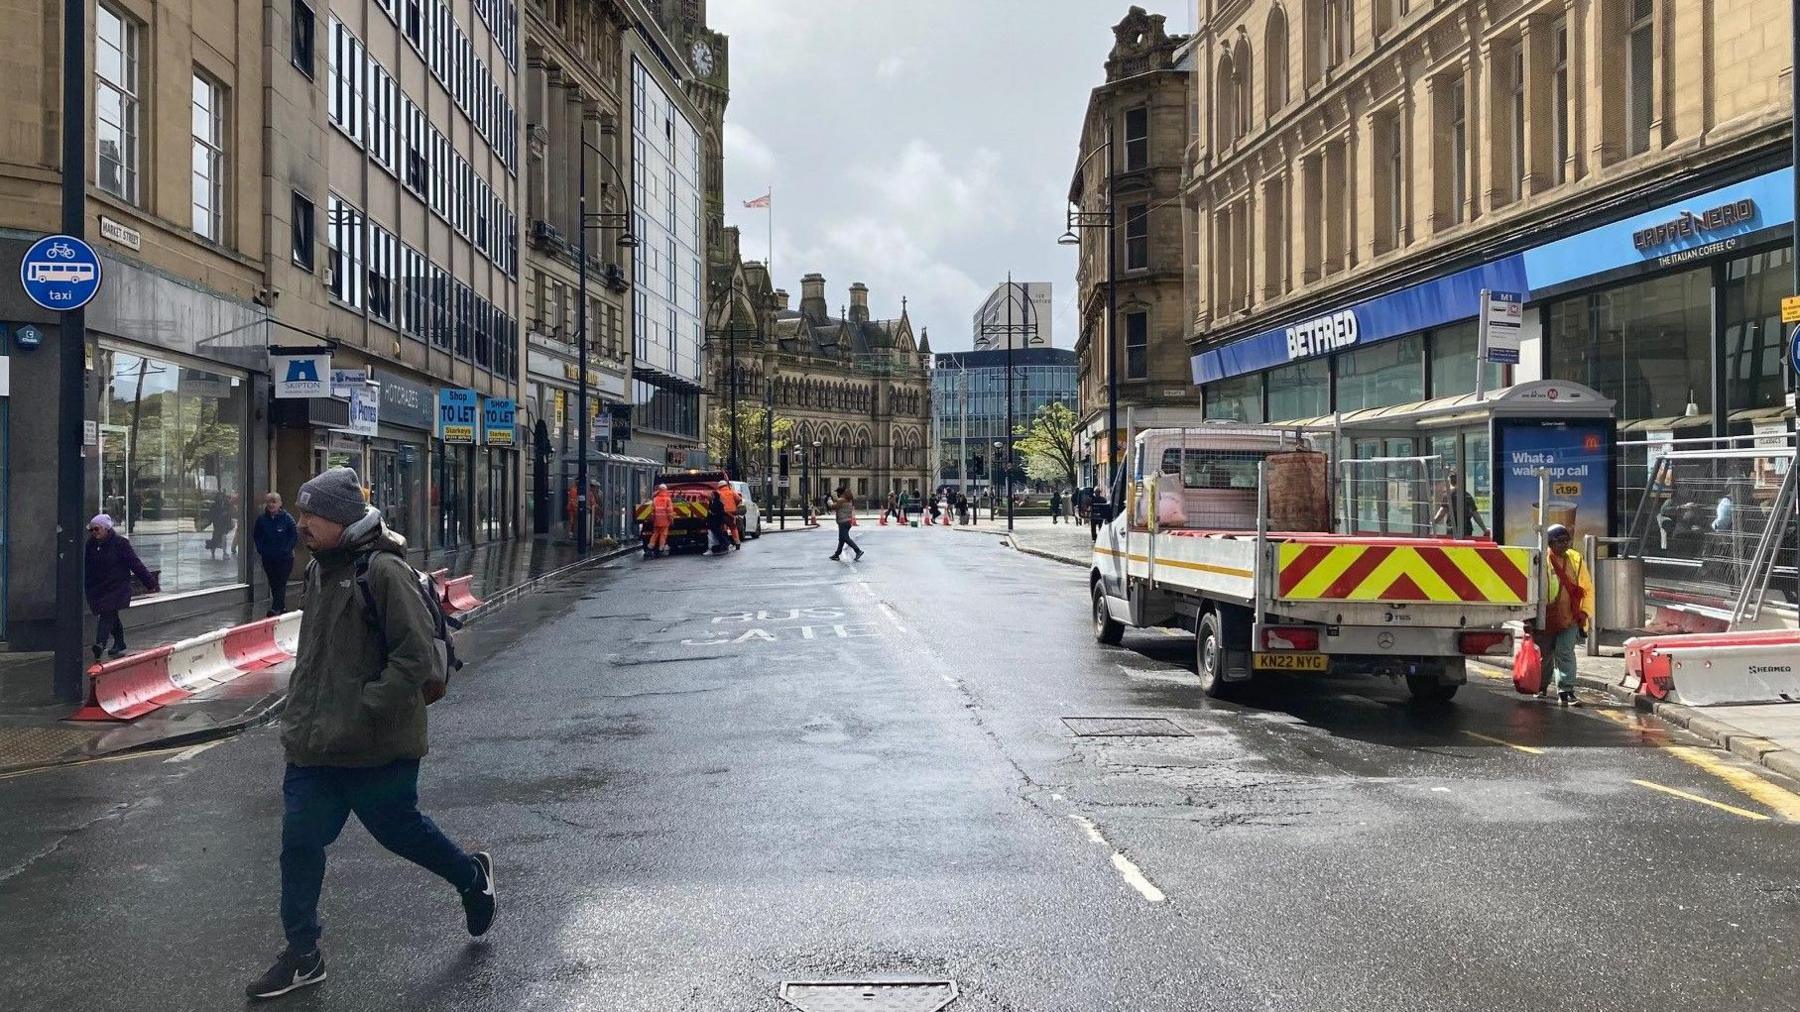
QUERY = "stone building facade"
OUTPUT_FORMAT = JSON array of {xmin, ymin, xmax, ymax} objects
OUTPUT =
[
  {"xmin": 1069, "ymin": 7, "xmax": 1196, "ymax": 485},
  {"xmin": 1184, "ymin": 0, "xmax": 1796, "ymax": 441},
  {"xmin": 705, "ymin": 229, "xmax": 934, "ymax": 507}
]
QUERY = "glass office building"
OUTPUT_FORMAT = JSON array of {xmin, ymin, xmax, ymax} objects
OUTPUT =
[
  {"xmin": 630, "ymin": 56, "xmax": 704, "ymax": 451},
  {"xmin": 933, "ymin": 348, "xmax": 1078, "ymax": 491}
]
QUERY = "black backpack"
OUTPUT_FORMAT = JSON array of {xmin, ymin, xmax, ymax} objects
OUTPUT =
[{"xmin": 352, "ymin": 553, "xmax": 464, "ymax": 704}]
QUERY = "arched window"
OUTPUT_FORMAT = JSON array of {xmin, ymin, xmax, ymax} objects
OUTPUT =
[
  {"xmin": 1216, "ymin": 54, "xmax": 1237, "ymax": 149},
  {"xmin": 1234, "ymin": 38, "xmax": 1253, "ymax": 138},
  {"xmin": 1265, "ymin": 7, "xmax": 1289, "ymax": 115}
]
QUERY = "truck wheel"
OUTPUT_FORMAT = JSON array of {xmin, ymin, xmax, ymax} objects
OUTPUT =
[
  {"xmin": 1092, "ymin": 582, "xmax": 1124, "ymax": 646},
  {"xmin": 1406, "ymin": 674, "xmax": 1459, "ymax": 703},
  {"xmin": 1195, "ymin": 611, "xmax": 1231, "ymax": 698}
]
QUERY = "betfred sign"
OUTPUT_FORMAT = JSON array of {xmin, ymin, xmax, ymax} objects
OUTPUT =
[{"xmin": 1285, "ymin": 309, "xmax": 1359, "ymax": 361}]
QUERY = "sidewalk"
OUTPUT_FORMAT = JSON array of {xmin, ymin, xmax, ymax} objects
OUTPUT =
[
  {"xmin": 0, "ymin": 535, "xmax": 635, "ymax": 774},
  {"xmin": 991, "ymin": 518, "xmax": 1800, "ymax": 786}
]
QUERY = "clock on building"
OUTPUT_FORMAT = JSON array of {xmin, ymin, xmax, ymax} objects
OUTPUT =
[{"xmin": 690, "ymin": 40, "xmax": 714, "ymax": 75}]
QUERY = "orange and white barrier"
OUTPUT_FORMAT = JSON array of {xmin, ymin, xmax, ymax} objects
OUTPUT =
[
  {"xmin": 442, "ymin": 575, "xmax": 484, "ymax": 614},
  {"xmin": 1625, "ymin": 629, "xmax": 1800, "ymax": 705},
  {"xmin": 69, "ymin": 611, "xmax": 303, "ymax": 722}
]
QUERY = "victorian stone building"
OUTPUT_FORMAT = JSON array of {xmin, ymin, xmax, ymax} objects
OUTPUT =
[
  {"xmin": 705, "ymin": 228, "xmax": 934, "ymax": 506},
  {"xmin": 1185, "ymin": 0, "xmax": 1796, "ymax": 457},
  {"xmin": 1068, "ymin": 7, "xmax": 1196, "ymax": 485}
]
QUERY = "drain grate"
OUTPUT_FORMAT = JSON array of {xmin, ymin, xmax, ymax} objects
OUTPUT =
[
  {"xmin": 1062, "ymin": 716, "xmax": 1192, "ymax": 738},
  {"xmin": 779, "ymin": 980, "xmax": 958, "ymax": 1012}
]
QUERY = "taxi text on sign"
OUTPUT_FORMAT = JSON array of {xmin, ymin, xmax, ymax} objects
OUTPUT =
[
  {"xmin": 19, "ymin": 234, "xmax": 103, "ymax": 312},
  {"xmin": 438, "ymin": 388, "xmax": 478, "ymax": 444}
]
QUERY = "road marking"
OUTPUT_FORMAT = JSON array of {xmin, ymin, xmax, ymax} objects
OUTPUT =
[
  {"xmin": 1461, "ymin": 730, "xmax": 1545, "ymax": 755},
  {"xmin": 1664, "ymin": 746, "xmax": 1800, "ymax": 822},
  {"xmin": 1631, "ymin": 779, "xmax": 1771, "ymax": 821},
  {"xmin": 1068, "ymin": 814, "xmax": 1166, "ymax": 904},
  {"xmin": 163, "ymin": 740, "xmax": 222, "ymax": 763}
]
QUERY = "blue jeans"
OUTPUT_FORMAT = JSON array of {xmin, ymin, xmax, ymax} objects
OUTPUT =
[
  {"xmin": 280, "ymin": 759, "xmax": 476, "ymax": 952},
  {"xmin": 1548, "ymin": 626, "xmax": 1581, "ymax": 691}
]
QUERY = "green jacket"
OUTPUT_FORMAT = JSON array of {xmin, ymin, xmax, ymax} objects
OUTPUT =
[{"xmin": 281, "ymin": 517, "xmax": 434, "ymax": 767}]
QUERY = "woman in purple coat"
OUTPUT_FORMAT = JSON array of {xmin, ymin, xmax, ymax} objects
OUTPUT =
[{"xmin": 85, "ymin": 514, "xmax": 158, "ymax": 659}]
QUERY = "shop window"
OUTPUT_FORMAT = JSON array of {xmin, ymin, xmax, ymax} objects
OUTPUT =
[
  {"xmin": 1722, "ymin": 248, "xmax": 1795, "ymax": 419},
  {"xmin": 94, "ymin": 346, "xmax": 248, "ymax": 597},
  {"xmin": 1546, "ymin": 267, "xmax": 1711, "ymax": 428},
  {"xmin": 1205, "ymin": 373, "xmax": 1264, "ymax": 422},
  {"xmin": 1266, "ymin": 358, "xmax": 1328, "ymax": 421},
  {"xmin": 1335, "ymin": 334, "xmax": 1424, "ymax": 411},
  {"xmin": 1427, "ymin": 321, "xmax": 1502, "ymax": 398}
]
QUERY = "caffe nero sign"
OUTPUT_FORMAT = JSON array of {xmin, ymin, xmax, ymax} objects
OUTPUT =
[{"xmin": 1632, "ymin": 198, "xmax": 1757, "ymax": 252}]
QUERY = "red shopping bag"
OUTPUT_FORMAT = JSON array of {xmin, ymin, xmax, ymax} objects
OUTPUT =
[{"xmin": 1512, "ymin": 634, "xmax": 1544, "ymax": 695}]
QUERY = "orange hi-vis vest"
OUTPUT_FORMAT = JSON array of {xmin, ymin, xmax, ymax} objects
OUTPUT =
[
  {"xmin": 651, "ymin": 490, "xmax": 674, "ymax": 527},
  {"xmin": 718, "ymin": 485, "xmax": 740, "ymax": 515}
]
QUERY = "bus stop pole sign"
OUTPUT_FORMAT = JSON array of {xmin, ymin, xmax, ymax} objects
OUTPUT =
[{"xmin": 19, "ymin": 234, "xmax": 103, "ymax": 312}]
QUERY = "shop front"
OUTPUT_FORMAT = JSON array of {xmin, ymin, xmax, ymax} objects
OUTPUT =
[
  {"xmin": 437, "ymin": 388, "xmax": 478, "ymax": 550},
  {"xmin": 370, "ymin": 368, "xmax": 436, "ymax": 547},
  {"xmin": 479, "ymin": 395, "xmax": 517, "ymax": 542},
  {"xmin": 524, "ymin": 347, "xmax": 629, "ymax": 540},
  {"xmin": 1194, "ymin": 164, "xmax": 1799, "ymax": 530}
]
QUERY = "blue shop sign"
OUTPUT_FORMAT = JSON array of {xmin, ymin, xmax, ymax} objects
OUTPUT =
[
  {"xmin": 1193, "ymin": 167, "xmax": 1799, "ymax": 387},
  {"xmin": 1191, "ymin": 256, "xmax": 1530, "ymax": 386},
  {"xmin": 438, "ymin": 388, "xmax": 478, "ymax": 444}
]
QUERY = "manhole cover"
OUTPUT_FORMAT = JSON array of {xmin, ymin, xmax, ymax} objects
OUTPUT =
[
  {"xmin": 1063, "ymin": 716, "xmax": 1191, "ymax": 737},
  {"xmin": 779, "ymin": 980, "xmax": 958, "ymax": 1012}
]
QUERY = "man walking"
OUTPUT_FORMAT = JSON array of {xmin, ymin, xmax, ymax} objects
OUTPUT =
[
  {"xmin": 1088, "ymin": 483, "xmax": 1110, "ymax": 543},
  {"xmin": 828, "ymin": 485, "xmax": 863, "ymax": 562},
  {"xmin": 1049, "ymin": 486, "xmax": 1065, "ymax": 524},
  {"xmin": 253, "ymin": 492, "xmax": 299, "ymax": 616},
  {"xmin": 246, "ymin": 466, "xmax": 494, "ymax": 1001}
]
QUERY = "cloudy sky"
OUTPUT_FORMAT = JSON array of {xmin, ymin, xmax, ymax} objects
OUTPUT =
[{"xmin": 711, "ymin": 1, "xmax": 1190, "ymax": 353}]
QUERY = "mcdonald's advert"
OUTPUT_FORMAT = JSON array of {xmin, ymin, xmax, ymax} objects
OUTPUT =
[{"xmin": 1493, "ymin": 419, "xmax": 1613, "ymax": 549}]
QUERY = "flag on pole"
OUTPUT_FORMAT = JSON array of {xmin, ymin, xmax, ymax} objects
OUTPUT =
[{"xmin": 742, "ymin": 192, "xmax": 771, "ymax": 209}]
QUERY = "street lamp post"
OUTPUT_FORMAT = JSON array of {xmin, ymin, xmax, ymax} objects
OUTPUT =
[
  {"xmin": 1060, "ymin": 119, "xmax": 1117, "ymax": 492},
  {"xmin": 576, "ymin": 136, "xmax": 637, "ymax": 555},
  {"xmin": 991, "ymin": 440, "xmax": 1004, "ymax": 520},
  {"xmin": 812, "ymin": 439, "xmax": 823, "ymax": 521}
]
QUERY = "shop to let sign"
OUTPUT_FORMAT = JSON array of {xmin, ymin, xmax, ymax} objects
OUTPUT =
[
  {"xmin": 482, "ymin": 397, "xmax": 516, "ymax": 447},
  {"xmin": 438, "ymin": 388, "xmax": 478, "ymax": 443}
]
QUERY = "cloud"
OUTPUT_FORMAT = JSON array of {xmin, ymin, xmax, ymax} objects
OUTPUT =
[
  {"xmin": 723, "ymin": 122, "xmax": 777, "ymax": 189},
  {"xmin": 854, "ymin": 139, "xmax": 1012, "ymax": 239},
  {"xmin": 874, "ymin": 50, "xmax": 913, "ymax": 81}
]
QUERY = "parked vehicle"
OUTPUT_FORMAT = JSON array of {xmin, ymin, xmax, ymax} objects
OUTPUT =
[
  {"xmin": 1090, "ymin": 426, "xmax": 1541, "ymax": 701},
  {"xmin": 731, "ymin": 481, "xmax": 762, "ymax": 539}
]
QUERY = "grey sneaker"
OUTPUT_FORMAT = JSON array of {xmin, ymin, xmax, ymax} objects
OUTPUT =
[{"xmin": 245, "ymin": 949, "xmax": 326, "ymax": 1000}]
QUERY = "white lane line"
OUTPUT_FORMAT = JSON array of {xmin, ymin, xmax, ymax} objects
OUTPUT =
[
  {"xmin": 852, "ymin": 578, "xmax": 909, "ymax": 634},
  {"xmin": 1068, "ymin": 813, "xmax": 1167, "ymax": 903},
  {"xmin": 163, "ymin": 740, "xmax": 223, "ymax": 764}
]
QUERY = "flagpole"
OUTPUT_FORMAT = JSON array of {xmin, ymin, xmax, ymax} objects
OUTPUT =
[{"xmin": 767, "ymin": 185, "xmax": 774, "ymax": 288}]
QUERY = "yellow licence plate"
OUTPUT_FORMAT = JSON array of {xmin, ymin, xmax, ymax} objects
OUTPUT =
[{"xmin": 1252, "ymin": 653, "xmax": 1329, "ymax": 672}]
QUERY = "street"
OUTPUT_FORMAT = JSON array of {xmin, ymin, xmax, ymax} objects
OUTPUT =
[{"xmin": 2, "ymin": 526, "xmax": 1797, "ymax": 1011}]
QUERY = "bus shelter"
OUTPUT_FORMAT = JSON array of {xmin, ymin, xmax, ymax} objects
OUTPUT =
[{"xmin": 1285, "ymin": 380, "xmax": 1617, "ymax": 548}]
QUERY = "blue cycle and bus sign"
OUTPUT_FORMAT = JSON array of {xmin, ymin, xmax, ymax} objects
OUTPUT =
[{"xmin": 19, "ymin": 234, "xmax": 103, "ymax": 311}]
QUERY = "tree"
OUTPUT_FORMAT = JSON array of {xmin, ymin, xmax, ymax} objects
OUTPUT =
[
  {"xmin": 1013, "ymin": 401, "xmax": 1080, "ymax": 491},
  {"xmin": 706, "ymin": 402, "xmax": 794, "ymax": 481}
]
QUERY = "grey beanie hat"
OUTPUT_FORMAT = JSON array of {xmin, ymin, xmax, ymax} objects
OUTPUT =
[{"xmin": 296, "ymin": 466, "xmax": 369, "ymax": 525}]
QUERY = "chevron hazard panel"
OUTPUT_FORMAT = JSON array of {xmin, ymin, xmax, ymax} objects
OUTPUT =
[{"xmin": 1275, "ymin": 542, "xmax": 1532, "ymax": 604}]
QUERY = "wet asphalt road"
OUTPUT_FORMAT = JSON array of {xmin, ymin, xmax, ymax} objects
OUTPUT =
[{"xmin": 2, "ymin": 524, "xmax": 1798, "ymax": 1012}]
